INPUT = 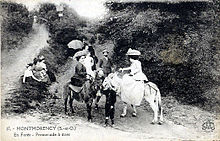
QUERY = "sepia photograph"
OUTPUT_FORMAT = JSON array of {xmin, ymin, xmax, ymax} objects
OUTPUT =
[{"xmin": 1, "ymin": 0, "xmax": 220, "ymax": 140}]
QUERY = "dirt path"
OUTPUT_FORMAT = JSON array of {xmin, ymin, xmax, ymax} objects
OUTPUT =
[
  {"xmin": 43, "ymin": 48, "xmax": 217, "ymax": 140},
  {"xmin": 1, "ymin": 24, "xmax": 49, "ymax": 103},
  {"xmin": 2, "ymin": 56, "xmax": 217, "ymax": 140},
  {"xmin": 1, "ymin": 25, "xmax": 218, "ymax": 140}
]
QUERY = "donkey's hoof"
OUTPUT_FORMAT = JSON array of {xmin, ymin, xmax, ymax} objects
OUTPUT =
[
  {"xmin": 132, "ymin": 113, "xmax": 137, "ymax": 117},
  {"xmin": 120, "ymin": 114, "xmax": 126, "ymax": 118},
  {"xmin": 104, "ymin": 123, "xmax": 108, "ymax": 127},
  {"xmin": 151, "ymin": 121, "xmax": 157, "ymax": 124},
  {"xmin": 88, "ymin": 119, "xmax": 92, "ymax": 122},
  {"xmin": 111, "ymin": 123, "xmax": 115, "ymax": 128},
  {"xmin": 158, "ymin": 120, "xmax": 164, "ymax": 125}
]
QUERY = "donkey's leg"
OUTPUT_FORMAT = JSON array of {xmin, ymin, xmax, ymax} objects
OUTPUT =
[
  {"xmin": 131, "ymin": 105, "xmax": 137, "ymax": 117},
  {"xmin": 149, "ymin": 99, "xmax": 159, "ymax": 124},
  {"xmin": 64, "ymin": 84, "xmax": 69, "ymax": 114},
  {"xmin": 144, "ymin": 94, "xmax": 158, "ymax": 123},
  {"xmin": 95, "ymin": 90, "xmax": 101, "ymax": 109},
  {"xmin": 120, "ymin": 102, "xmax": 127, "ymax": 117},
  {"xmin": 69, "ymin": 90, "xmax": 75, "ymax": 114},
  {"xmin": 157, "ymin": 91, "xmax": 164, "ymax": 124},
  {"xmin": 64, "ymin": 95, "xmax": 68, "ymax": 114},
  {"xmin": 158, "ymin": 106, "xmax": 164, "ymax": 125},
  {"xmin": 86, "ymin": 97, "xmax": 93, "ymax": 121}
]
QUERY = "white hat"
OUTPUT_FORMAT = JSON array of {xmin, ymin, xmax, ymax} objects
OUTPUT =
[{"xmin": 126, "ymin": 48, "xmax": 141, "ymax": 56}]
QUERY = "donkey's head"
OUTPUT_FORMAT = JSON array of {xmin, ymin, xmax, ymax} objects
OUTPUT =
[{"xmin": 102, "ymin": 73, "xmax": 121, "ymax": 94}]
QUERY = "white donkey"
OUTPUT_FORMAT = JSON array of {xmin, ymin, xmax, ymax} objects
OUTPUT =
[{"xmin": 102, "ymin": 72, "xmax": 164, "ymax": 124}]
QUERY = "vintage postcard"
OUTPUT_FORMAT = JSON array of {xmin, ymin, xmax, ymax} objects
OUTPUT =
[{"xmin": 1, "ymin": 0, "xmax": 219, "ymax": 140}]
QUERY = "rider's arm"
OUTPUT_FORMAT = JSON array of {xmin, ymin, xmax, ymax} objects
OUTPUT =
[
  {"xmin": 120, "ymin": 67, "xmax": 131, "ymax": 71},
  {"xmin": 23, "ymin": 73, "xmax": 27, "ymax": 83}
]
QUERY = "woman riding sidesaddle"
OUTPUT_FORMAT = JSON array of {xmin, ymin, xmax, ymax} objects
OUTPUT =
[
  {"xmin": 71, "ymin": 55, "xmax": 88, "ymax": 87},
  {"xmin": 119, "ymin": 48, "xmax": 148, "ymax": 117}
]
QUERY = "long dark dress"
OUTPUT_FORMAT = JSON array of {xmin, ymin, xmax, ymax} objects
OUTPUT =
[{"xmin": 71, "ymin": 62, "xmax": 87, "ymax": 87}]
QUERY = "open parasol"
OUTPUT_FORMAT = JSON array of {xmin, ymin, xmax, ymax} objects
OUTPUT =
[{"xmin": 67, "ymin": 40, "xmax": 83, "ymax": 49}]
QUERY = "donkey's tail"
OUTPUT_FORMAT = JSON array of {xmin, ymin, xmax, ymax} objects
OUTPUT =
[{"xmin": 146, "ymin": 82, "xmax": 162, "ymax": 113}]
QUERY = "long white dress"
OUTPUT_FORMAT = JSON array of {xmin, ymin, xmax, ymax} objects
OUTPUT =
[
  {"xmin": 129, "ymin": 60, "xmax": 148, "ymax": 81},
  {"xmin": 83, "ymin": 56, "xmax": 95, "ymax": 78},
  {"xmin": 121, "ymin": 60, "xmax": 148, "ymax": 106}
]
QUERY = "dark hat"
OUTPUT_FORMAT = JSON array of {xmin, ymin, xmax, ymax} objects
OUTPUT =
[
  {"xmin": 26, "ymin": 63, "xmax": 33, "ymax": 68},
  {"xmin": 103, "ymin": 49, "xmax": 109, "ymax": 55}
]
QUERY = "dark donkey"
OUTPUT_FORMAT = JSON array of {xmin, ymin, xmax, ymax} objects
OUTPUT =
[{"xmin": 63, "ymin": 76, "xmax": 98, "ymax": 121}]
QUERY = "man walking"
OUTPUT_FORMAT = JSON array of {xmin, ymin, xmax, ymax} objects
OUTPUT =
[{"xmin": 99, "ymin": 49, "xmax": 113, "ymax": 77}]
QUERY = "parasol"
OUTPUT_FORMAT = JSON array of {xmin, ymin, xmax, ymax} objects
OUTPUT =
[{"xmin": 67, "ymin": 40, "xmax": 83, "ymax": 49}]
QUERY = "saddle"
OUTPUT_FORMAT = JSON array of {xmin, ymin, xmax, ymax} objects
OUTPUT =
[{"xmin": 68, "ymin": 84, "xmax": 83, "ymax": 93}]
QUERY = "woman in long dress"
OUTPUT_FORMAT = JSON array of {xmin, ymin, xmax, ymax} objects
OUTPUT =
[
  {"xmin": 84, "ymin": 52, "xmax": 95, "ymax": 78},
  {"xmin": 23, "ymin": 63, "xmax": 41, "ymax": 83},
  {"xmin": 119, "ymin": 48, "xmax": 148, "ymax": 117},
  {"xmin": 71, "ymin": 55, "xmax": 88, "ymax": 87},
  {"xmin": 32, "ymin": 56, "xmax": 49, "ymax": 83},
  {"xmin": 73, "ymin": 45, "xmax": 96, "ymax": 78}
]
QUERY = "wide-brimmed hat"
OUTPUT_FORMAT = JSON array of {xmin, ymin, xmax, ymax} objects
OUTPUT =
[{"xmin": 126, "ymin": 48, "xmax": 141, "ymax": 56}]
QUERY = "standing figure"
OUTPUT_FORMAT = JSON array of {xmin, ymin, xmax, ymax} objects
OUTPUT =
[
  {"xmin": 94, "ymin": 68, "xmax": 105, "ymax": 109},
  {"xmin": 84, "ymin": 52, "xmax": 95, "ymax": 78},
  {"xmin": 94, "ymin": 49, "xmax": 113, "ymax": 109},
  {"xmin": 99, "ymin": 50, "xmax": 113, "ymax": 77},
  {"xmin": 83, "ymin": 45, "xmax": 98, "ymax": 78}
]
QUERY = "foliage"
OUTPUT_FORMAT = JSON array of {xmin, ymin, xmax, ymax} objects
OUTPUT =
[
  {"xmin": 98, "ymin": 1, "xmax": 220, "ymax": 112},
  {"xmin": 38, "ymin": 3, "xmax": 86, "ymax": 45},
  {"xmin": 3, "ymin": 3, "xmax": 87, "ymax": 114},
  {"xmin": 1, "ymin": 2, "xmax": 33, "ymax": 50}
]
